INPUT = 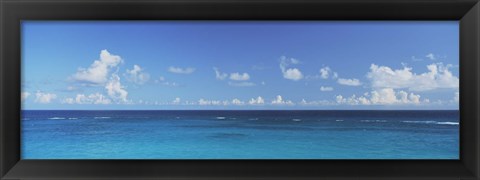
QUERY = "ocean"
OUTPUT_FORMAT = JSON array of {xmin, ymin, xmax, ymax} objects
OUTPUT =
[{"xmin": 21, "ymin": 110, "xmax": 459, "ymax": 159}]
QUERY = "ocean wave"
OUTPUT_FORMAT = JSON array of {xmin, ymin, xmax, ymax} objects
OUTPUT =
[
  {"xmin": 436, "ymin": 122, "xmax": 459, "ymax": 125},
  {"xmin": 215, "ymin": 117, "xmax": 226, "ymax": 120},
  {"xmin": 248, "ymin": 118, "xmax": 259, "ymax": 121},
  {"xmin": 360, "ymin": 120, "xmax": 387, "ymax": 123},
  {"xmin": 292, "ymin": 119, "xmax": 302, "ymax": 122},
  {"xmin": 49, "ymin": 117, "xmax": 65, "ymax": 120},
  {"xmin": 336, "ymin": 120, "xmax": 344, "ymax": 122},
  {"xmin": 94, "ymin": 117, "xmax": 111, "ymax": 119},
  {"xmin": 402, "ymin": 120, "xmax": 437, "ymax": 124},
  {"xmin": 68, "ymin": 118, "xmax": 78, "ymax": 120},
  {"xmin": 402, "ymin": 121, "xmax": 459, "ymax": 125}
]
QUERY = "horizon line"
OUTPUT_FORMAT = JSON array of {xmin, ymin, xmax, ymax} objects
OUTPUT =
[{"xmin": 21, "ymin": 109, "xmax": 460, "ymax": 111}]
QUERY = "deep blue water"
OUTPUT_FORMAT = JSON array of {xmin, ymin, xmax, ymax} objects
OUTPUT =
[{"xmin": 21, "ymin": 110, "xmax": 459, "ymax": 159}]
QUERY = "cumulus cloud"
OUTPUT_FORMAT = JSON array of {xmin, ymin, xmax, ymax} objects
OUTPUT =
[
  {"xmin": 319, "ymin": 66, "xmax": 338, "ymax": 79},
  {"xmin": 125, "ymin": 65, "xmax": 150, "ymax": 84},
  {"xmin": 63, "ymin": 98, "xmax": 75, "ymax": 104},
  {"xmin": 231, "ymin": 98, "xmax": 245, "ymax": 105},
  {"xmin": 72, "ymin": 50, "xmax": 122, "ymax": 85},
  {"xmin": 337, "ymin": 78, "xmax": 362, "ymax": 86},
  {"xmin": 168, "ymin": 66, "xmax": 195, "ymax": 74},
  {"xmin": 198, "ymin": 98, "xmax": 222, "ymax": 106},
  {"xmin": 105, "ymin": 74, "xmax": 128, "ymax": 102},
  {"xmin": 213, "ymin": 67, "xmax": 228, "ymax": 80},
  {"xmin": 229, "ymin": 72, "xmax": 250, "ymax": 81},
  {"xmin": 426, "ymin": 53, "xmax": 436, "ymax": 60},
  {"xmin": 64, "ymin": 93, "xmax": 111, "ymax": 104},
  {"xmin": 279, "ymin": 56, "xmax": 303, "ymax": 81},
  {"xmin": 21, "ymin": 92, "xmax": 30, "ymax": 101},
  {"xmin": 228, "ymin": 82, "xmax": 255, "ymax": 87},
  {"xmin": 249, "ymin": 96, "xmax": 265, "ymax": 105},
  {"xmin": 271, "ymin": 95, "xmax": 294, "ymax": 105},
  {"xmin": 172, "ymin": 97, "xmax": 181, "ymax": 104},
  {"xmin": 367, "ymin": 63, "xmax": 459, "ymax": 91},
  {"xmin": 336, "ymin": 88, "xmax": 425, "ymax": 105},
  {"xmin": 320, "ymin": 86, "xmax": 334, "ymax": 92},
  {"xmin": 299, "ymin": 99, "xmax": 333, "ymax": 106},
  {"xmin": 34, "ymin": 91, "xmax": 57, "ymax": 104}
]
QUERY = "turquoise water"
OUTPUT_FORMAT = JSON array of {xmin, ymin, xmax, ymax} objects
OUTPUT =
[{"xmin": 21, "ymin": 110, "xmax": 459, "ymax": 159}]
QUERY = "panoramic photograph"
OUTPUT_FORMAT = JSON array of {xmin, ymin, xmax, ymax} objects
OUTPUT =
[{"xmin": 21, "ymin": 21, "xmax": 459, "ymax": 159}]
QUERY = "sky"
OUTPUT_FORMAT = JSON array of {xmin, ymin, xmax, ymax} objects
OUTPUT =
[{"xmin": 21, "ymin": 21, "xmax": 459, "ymax": 110}]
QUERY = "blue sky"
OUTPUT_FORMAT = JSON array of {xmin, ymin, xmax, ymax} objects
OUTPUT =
[{"xmin": 21, "ymin": 21, "xmax": 459, "ymax": 110}]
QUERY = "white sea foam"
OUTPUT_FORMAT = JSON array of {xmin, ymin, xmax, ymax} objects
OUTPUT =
[
  {"xmin": 401, "ymin": 121, "xmax": 458, "ymax": 125},
  {"xmin": 68, "ymin": 118, "xmax": 78, "ymax": 120},
  {"xmin": 402, "ymin": 121, "xmax": 437, "ymax": 124},
  {"xmin": 360, "ymin": 120, "xmax": 387, "ymax": 123},
  {"xmin": 436, "ymin": 122, "xmax": 459, "ymax": 125},
  {"xmin": 402, "ymin": 120, "xmax": 437, "ymax": 124},
  {"xmin": 292, "ymin": 119, "xmax": 302, "ymax": 122},
  {"xmin": 216, "ymin": 117, "xmax": 226, "ymax": 120},
  {"xmin": 335, "ymin": 120, "xmax": 344, "ymax": 122},
  {"xmin": 248, "ymin": 118, "xmax": 259, "ymax": 121},
  {"xmin": 94, "ymin": 117, "xmax": 111, "ymax": 119},
  {"xmin": 49, "ymin": 117, "xmax": 65, "ymax": 120}
]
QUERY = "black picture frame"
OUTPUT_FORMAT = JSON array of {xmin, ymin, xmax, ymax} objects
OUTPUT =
[{"xmin": 1, "ymin": 0, "xmax": 479, "ymax": 179}]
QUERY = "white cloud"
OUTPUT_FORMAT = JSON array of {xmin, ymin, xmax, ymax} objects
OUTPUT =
[
  {"xmin": 299, "ymin": 99, "xmax": 333, "ymax": 106},
  {"xmin": 249, "ymin": 96, "xmax": 265, "ymax": 105},
  {"xmin": 228, "ymin": 82, "xmax": 255, "ymax": 87},
  {"xmin": 367, "ymin": 63, "xmax": 459, "ymax": 91},
  {"xmin": 282, "ymin": 68, "xmax": 303, "ymax": 81},
  {"xmin": 72, "ymin": 50, "xmax": 122, "ymax": 85},
  {"xmin": 229, "ymin": 72, "xmax": 250, "ymax": 81},
  {"xmin": 198, "ymin": 98, "xmax": 222, "ymax": 106},
  {"xmin": 172, "ymin": 97, "xmax": 181, "ymax": 104},
  {"xmin": 154, "ymin": 77, "xmax": 180, "ymax": 87},
  {"xmin": 426, "ymin": 53, "xmax": 436, "ymax": 60},
  {"xmin": 271, "ymin": 95, "xmax": 294, "ymax": 105},
  {"xmin": 213, "ymin": 67, "xmax": 228, "ymax": 80},
  {"xmin": 168, "ymin": 66, "xmax": 195, "ymax": 74},
  {"xmin": 453, "ymin": 91, "xmax": 459, "ymax": 103},
  {"xmin": 279, "ymin": 56, "xmax": 303, "ymax": 81},
  {"xmin": 337, "ymin": 78, "xmax": 362, "ymax": 86},
  {"xmin": 158, "ymin": 76, "xmax": 165, "ymax": 81},
  {"xmin": 63, "ymin": 98, "xmax": 75, "ymax": 104},
  {"xmin": 336, "ymin": 88, "xmax": 425, "ymax": 105},
  {"xmin": 411, "ymin": 56, "xmax": 423, "ymax": 61},
  {"xmin": 162, "ymin": 82, "xmax": 180, "ymax": 87},
  {"xmin": 320, "ymin": 86, "xmax": 334, "ymax": 91},
  {"xmin": 231, "ymin": 98, "xmax": 245, "ymax": 105},
  {"xmin": 319, "ymin": 67, "xmax": 334, "ymax": 79},
  {"xmin": 64, "ymin": 93, "xmax": 111, "ymax": 104},
  {"xmin": 21, "ymin": 92, "xmax": 30, "ymax": 101},
  {"xmin": 125, "ymin": 65, "xmax": 150, "ymax": 84},
  {"xmin": 66, "ymin": 86, "xmax": 77, "ymax": 91},
  {"xmin": 332, "ymin": 72, "xmax": 339, "ymax": 79},
  {"xmin": 34, "ymin": 91, "xmax": 57, "ymax": 104},
  {"xmin": 105, "ymin": 74, "xmax": 128, "ymax": 102}
]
